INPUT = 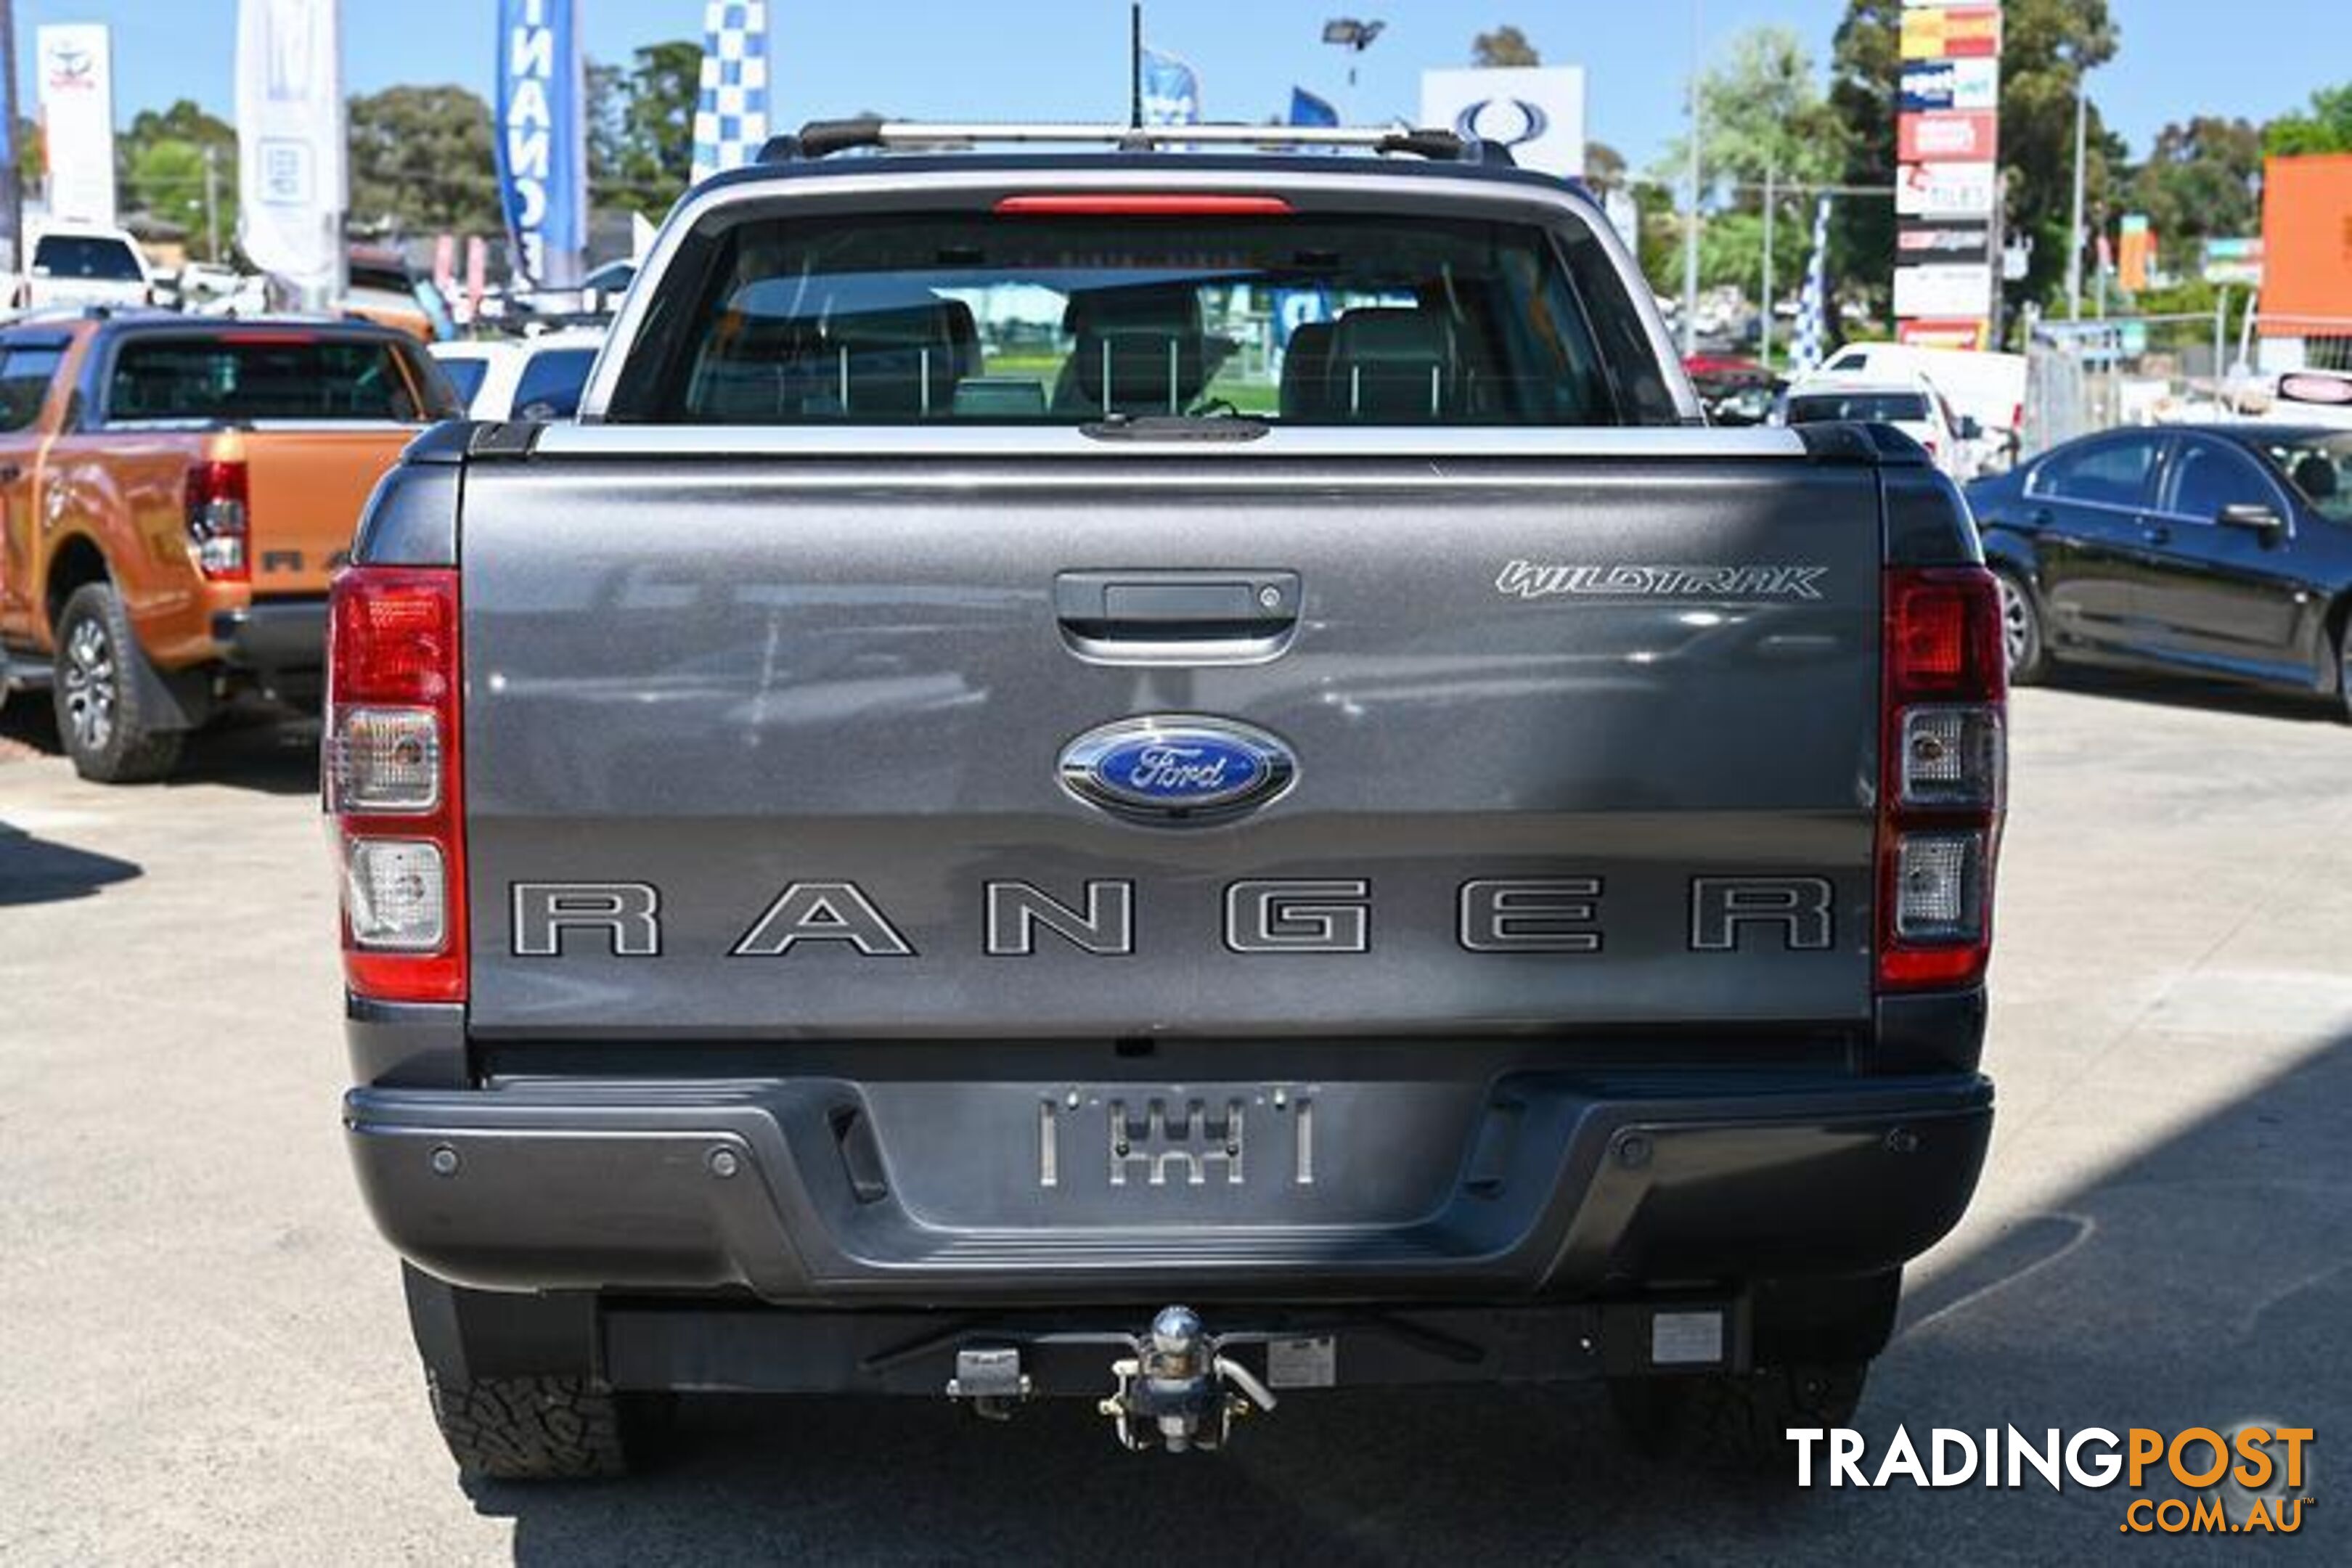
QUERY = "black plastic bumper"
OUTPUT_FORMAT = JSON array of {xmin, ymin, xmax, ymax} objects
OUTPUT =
[
  {"xmin": 211, "ymin": 596, "xmax": 327, "ymax": 675},
  {"xmin": 346, "ymin": 1068, "xmax": 1993, "ymax": 1307}
]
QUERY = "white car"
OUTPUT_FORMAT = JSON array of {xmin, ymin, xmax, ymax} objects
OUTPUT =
[
  {"xmin": 17, "ymin": 223, "xmax": 153, "ymax": 312},
  {"xmin": 1777, "ymin": 374, "xmax": 1981, "ymax": 480},
  {"xmin": 428, "ymin": 328, "xmax": 607, "ymax": 421}
]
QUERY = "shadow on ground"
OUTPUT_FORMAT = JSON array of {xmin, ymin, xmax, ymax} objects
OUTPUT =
[
  {"xmin": 0, "ymin": 822, "xmax": 142, "ymax": 905},
  {"xmin": 458, "ymin": 1040, "xmax": 2347, "ymax": 1565},
  {"xmin": 2043, "ymin": 664, "xmax": 2341, "ymax": 725},
  {"xmin": 1, "ymin": 698, "xmax": 319, "ymax": 796}
]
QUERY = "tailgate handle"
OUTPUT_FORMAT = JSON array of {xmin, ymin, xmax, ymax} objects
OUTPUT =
[{"xmin": 1054, "ymin": 571, "xmax": 1299, "ymax": 663}]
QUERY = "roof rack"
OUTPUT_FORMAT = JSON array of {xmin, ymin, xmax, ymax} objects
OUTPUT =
[{"xmin": 758, "ymin": 118, "xmax": 1516, "ymax": 168}]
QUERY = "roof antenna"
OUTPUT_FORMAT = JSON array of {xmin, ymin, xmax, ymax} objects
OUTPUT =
[{"xmin": 1129, "ymin": 1, "xmax": 1145, "ymax": 131}]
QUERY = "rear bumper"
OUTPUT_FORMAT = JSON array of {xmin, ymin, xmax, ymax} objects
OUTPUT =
[
  {"xmin": 211, "ymin": 596, "xmax": 327, "ymax": 675},
  {"xmin": 346, "ymin": 1067, "xmax": 1993, "ymax": 1307}
]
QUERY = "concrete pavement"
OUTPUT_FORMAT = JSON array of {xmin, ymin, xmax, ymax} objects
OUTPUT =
[{"xmin": 2, "ymin": 677, "xmax": 2345, "ymax": 1564}]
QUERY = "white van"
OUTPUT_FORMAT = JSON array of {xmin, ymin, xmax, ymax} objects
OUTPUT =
[{"xmin": 1817, "ymin": 341, "xmax": 2026, "ymax": 470}]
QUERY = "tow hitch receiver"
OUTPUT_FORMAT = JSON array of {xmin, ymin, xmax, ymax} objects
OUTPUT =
[{"xmin": 1099, "ymin": 1305, "xmax": 1278, "ymax": 1453}]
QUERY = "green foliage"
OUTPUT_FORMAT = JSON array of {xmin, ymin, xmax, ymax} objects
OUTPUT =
[
  {"xmin": 1652, "ymin": 26, "xmax": 1845, "ymax": 309},
  {"xmin": 1471, "ymin": 26, "xmax": 1540, "ymax": 68},
  {"xmin": 1661, "ymin": 25, "xmax": 1846, "ymax": 195},
  {"xmin": 2263, "ymin": 84, "xmax": 2352, "ymax": 156},
  {"xmin": 347, "ymin": 85, "xmax": 500, "ymax": 237},
  {"xmin": 2128, "ymin": 117, "xmax": 2261, "ymax": 246},
  {"xmin": 115, "ymin": 100, "xmax": 237, "ymax": 260},
  {"xmin": 595, "ymin": 41, "xmax": 701, "ymax": 213}
]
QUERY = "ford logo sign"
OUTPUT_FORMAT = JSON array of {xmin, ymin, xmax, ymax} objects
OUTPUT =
[
  {"xmin": 1452, "ymin": 97, "xmax": 1549, "ymax": 148},
  {"xmin": 1059, "ymin": 716, "xmax": 1297, "ymax": 823}
]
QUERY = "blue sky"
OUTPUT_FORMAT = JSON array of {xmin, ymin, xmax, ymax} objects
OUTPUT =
[{"xmin": 10, "ymin": 0, "xmax": 2343, "ymax": 169}]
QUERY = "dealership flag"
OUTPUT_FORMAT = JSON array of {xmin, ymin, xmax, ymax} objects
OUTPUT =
[
  {"xmin": 1289, "ymin": 86, "xmax": 1339, "ymax": 128},
  {"xmin": 495, "ymin": 0, "xmax": 587, "ymax": 290},
  {"xmin": 692, "ymin": 2, "xmax": 771, "ymax": 186},
  {"xmin": 1142, "ymin": 48, "xmax": 1201, "ymax": 126},
  {"xmin": 1789, "ymin": 195, "xmax": 1834, "ymax": 375},
  {"xmin": 236, "ymin": 0, "xmax": 345, "ymax": 297},
  {"xmin": 37, "ymin": 23, "xmax": 118, "ymax": 226}
]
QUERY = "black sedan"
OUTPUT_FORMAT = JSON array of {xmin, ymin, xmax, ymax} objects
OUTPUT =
[{"xmin": 1965, "ymin": 423, "xmax": 2352, "ymax": 718}]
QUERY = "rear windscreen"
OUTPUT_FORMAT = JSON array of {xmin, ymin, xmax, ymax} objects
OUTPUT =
[
  {"xmin": 104, "ymin": 336, "xmax": 454, "ymax": 423},
  {"xmin": 34, "ymin": 234, "xmax": 142, "ymax": 281},
  {"xmin": 1787, "ymin": 392, "xmax": 1929, "ymax": 424},
  {"xmin": 611, "ymin": 208, "xmax": 1679, "ymax": 426}
]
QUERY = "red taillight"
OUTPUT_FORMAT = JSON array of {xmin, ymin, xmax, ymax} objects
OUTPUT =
[
  {"xmin": 1877, "ymin": 566, "xmax": 2006, "ymax": 994},
  {"xmin": 186, "ymin": 460, "xmax": 250, "ymax": 582},
  {"xmin": 326, "ymin": 566, "xmax": 465, "ymax": 1003},
  {"xmin": 992, "ymin": 194, "xmax": 1294, "ymax": 216}
]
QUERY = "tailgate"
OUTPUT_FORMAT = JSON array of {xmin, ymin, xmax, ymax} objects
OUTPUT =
[
  {"xmin": 461, "ymin": 438, "xmax": 1884, "ymax": 1039},
  {"xmin": 245, "ymin": 427, "xmax": 417, "ymax": 595}
]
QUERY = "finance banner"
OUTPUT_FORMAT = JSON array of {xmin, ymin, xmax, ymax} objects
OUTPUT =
[{"xmin": 494, "ymin": 0, "xmax": 587, "ymax": 290}]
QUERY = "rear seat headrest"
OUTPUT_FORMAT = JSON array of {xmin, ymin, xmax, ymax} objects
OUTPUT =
[
  {"xmin": 1326, "ymin": 307, "xmax": 1459, "ymax": 418},
  {"xmin": 1066, "ymin": 286, "xmax": 1207, "ymax": 412}
]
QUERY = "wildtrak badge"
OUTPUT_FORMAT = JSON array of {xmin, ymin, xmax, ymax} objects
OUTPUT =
[{"xmin": 1496, "ymin": 561, "xmax": 1829, "ymax": 601}]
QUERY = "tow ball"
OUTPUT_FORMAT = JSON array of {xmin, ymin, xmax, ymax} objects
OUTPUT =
[{"xmin": 1099, "ymin": 1305, "xmax": 1278, "ymax": 1453}]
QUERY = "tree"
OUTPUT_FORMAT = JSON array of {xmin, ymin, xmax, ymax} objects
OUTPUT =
[
  {"xmin": 1471, "ymin": 26, "xmax": 1540, "ymax": 68},
  {"xmin": 2129, "ymin": 117, "xmax": 2261, "ymax": 248},
  {"xmin": 599, "ymin": 41, "xmax": 701, "ymax": 213},
  {"xmin": 1585, "ymin": 139, "xmax": 1626, "ymax": 193},
  {"xmin": 1657, "ymin": 27, "xmax": 1846, "ymax": 309},
  {"xmin": 346, "ymin": 85, "xmax": 499, "ymax": 237},
  {"xmin": 2264, "ymin": 83, "xmax": 2352, "ymax": 157},
  {"xmin": 118, "ymin": 99, "xmax": 237, "ymax": 260}
]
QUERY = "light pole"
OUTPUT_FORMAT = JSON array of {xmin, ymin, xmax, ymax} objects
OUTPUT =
[
  {"xmin": 1759, "ymin": 154, "xmax": 1776, "ymax": 367},
  {"xmin": 1681, "ymin": 0, "xmax": 1704, "ymax": 356},
  {"xmin": 2065, "ymin": 65, "xmax": 2088, "ymax": 321},
  {"xmin": 1321, "ymin": 17, "xmax": 1386, "ymax": 123}
]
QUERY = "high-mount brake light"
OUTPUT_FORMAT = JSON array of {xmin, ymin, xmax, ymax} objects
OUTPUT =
[
  {"xmin": 992, "ymin": 194, "xmax": 1294, "ymax": 216},
  {"xmin": 327, "ymin": 566, "xmax": 466, "ymax": 1003},
  {"xmin": 185, "ymin": 460, "xmax": 250, "ymax": 582},
  {"xmin": 1877, "ymin": 566, "xmax": 2006, "ymax": 992}
]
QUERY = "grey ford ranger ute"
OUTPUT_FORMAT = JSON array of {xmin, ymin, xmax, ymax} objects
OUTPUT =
[{"xmin": 329, "ymin": 121, "xmax": 2007, "ymax": 1479}]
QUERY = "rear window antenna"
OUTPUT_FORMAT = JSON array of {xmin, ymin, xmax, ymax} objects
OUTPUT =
[{"xmin": 1128, "ymin": 3, "xmax": 1145, "ymax": 131}]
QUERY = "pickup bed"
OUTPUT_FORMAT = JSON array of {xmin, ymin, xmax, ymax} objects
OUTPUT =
[
  {"xmin": 0, "ymin": 314, "xmax": 454, "ymax": 780},
  {"xmin": 331, "ymin": 125, "xmax": 2008, "ymax": 1479}
]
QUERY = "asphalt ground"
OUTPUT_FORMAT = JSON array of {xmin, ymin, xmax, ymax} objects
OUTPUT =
[{"xmin": 2, "ymin": 672, "xmax": 2346, "ymax": 1565}]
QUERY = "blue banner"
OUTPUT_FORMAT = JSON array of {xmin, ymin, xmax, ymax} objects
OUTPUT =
[
  {"xmin": 1141, "ymin": 48, "xmax": 1200, "ymax": 126},
  {"xmin": 494, "ymin": 0, "xmax": 586, "ymax": 289},
  {"xmin": 1288, "ymin": 87, "xmax": 1339, "ymax": 129}
]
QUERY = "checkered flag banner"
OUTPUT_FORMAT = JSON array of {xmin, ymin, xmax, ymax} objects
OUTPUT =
[
  {"xmin": 1789, "ymin": 194, "xmax": 1834, "ymax": 376},
  {"xmin": 692, "ymin": 1, "xmax": 770, "ymax": 186}
]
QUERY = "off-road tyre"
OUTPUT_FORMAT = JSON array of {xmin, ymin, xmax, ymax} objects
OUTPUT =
[
  {"xmin": 51, "ymin": 582, "xmax": 184, "ymax": 783},
  {"xmin": 425, "ymin": 1369, "xmax": 656, "ymax": 1480},
  {"xmin": 1609, "ymin": 1360, "xmax": 1869, "ymax": 1471},
  {"xmin": 1993, "ymin": 568, "xmax": 2047, "ymax": 685}
]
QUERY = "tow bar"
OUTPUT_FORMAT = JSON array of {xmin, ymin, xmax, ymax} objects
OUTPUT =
[{"xmin": 1099, "ymin": 1305, "xmax": 1278, "ymax": 1453}]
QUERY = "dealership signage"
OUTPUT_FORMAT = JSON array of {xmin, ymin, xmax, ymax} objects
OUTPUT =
[
  {"xmin": 494, "ymin": 0, "xmax": 587, "ymax": 290},
  {"xmin": 1899, "ymin": 58, "xmax": 1998, "ymax": 113},
  {"xmin": 1894, "ymin": 1, "xmax": 2001, "ymax": 351},
  {"xmin": 1420, "ymin": 67, "xmax": 1586, "ymax": 181},
  {"xmin": 36, "ymin": 23, "xmax": 115, "ymax": 226}
]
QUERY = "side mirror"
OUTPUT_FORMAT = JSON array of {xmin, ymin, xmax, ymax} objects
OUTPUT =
[
  {"xmin": 1956, "ymin": 415, "xmax": 1983, "ymax": 441},
  {"xmin": 2218, "ymin": 502, "xmax": 2285, "ymax": 536}
]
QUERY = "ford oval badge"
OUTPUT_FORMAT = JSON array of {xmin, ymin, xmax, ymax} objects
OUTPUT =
[{"xmin": 1059, "ymin": 716, "xmax": 1297, "ymax": 823}]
